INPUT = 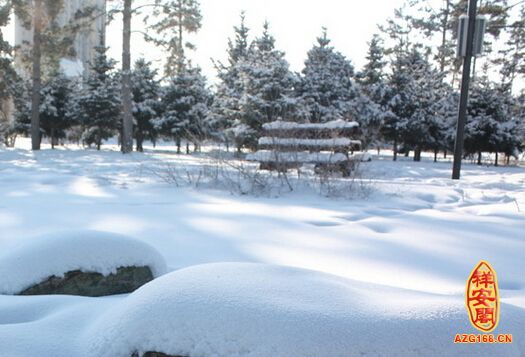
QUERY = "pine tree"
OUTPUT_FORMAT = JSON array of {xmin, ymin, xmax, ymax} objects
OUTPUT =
[
  {"xmin": 496, "ymin": 6, "xmax": 525, "ymax": 92},
  {"xmin": 297, "ymin": 28, "xmax": 358, "ymax": 123},
  {"xmin": 39, "ymin": 72, "xmax": 75, "ymax": 148},
  {"xmin": 77, "ymin": 45, "xmax": 121, "ymax": 150},
  {"xmin": 0, "ymin": 2, "xmax": 18, "ymax": 145},
  {"xmin": 233, "ymin": 22, "xmax": 299, "ymax": 150},
  {"xmin": 357, "ymin": 34, "xmax": 389, "ymax": 150},
  {"xmin": 147, "ymin": 0, "xmax": 202, "ymax": 76},
  {"xmin": 155, "ymin": 64, "xmax": 211, "ymax": 153},
  {"xmin": 382, "ymin": 50, "xmax": 415, "ymax": 161},
  {"xmin": 402, "ymin": 48, "xmax": 448, "ymax": 161},
  {"xmin": 131, "ymin": 59, "xmax": 161, "ymax": 152},
  {"xmin": 358, "ymin": 34, "xmax": 387, "ymax": 87},
  {"xmin": 208, "ymin": 12, "xmax": 250, "ymax": 150},
  {"xmin": 12, "ymin": 0, "xmax": 98, "ymax": 150},
  {"xmin": 464, "ymin": 75, "xmax": 522, "ymax": 165}
]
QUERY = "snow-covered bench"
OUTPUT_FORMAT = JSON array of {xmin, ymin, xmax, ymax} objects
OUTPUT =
[{"xmin": 247, "ymin": 119, "xmax": 362, "ymax": 176}]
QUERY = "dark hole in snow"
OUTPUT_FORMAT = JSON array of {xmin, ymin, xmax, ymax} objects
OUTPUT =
[{"xmin": 18, "ymin": 266, "xmax": 154, "ymax": 297}]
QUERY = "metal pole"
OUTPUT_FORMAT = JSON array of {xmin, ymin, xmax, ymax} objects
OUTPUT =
[{"xmin": 452, "ymin": 0, "xmax": 478, "ymax": 180}]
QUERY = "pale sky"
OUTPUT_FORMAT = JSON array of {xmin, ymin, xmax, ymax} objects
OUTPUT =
[
  {"xmin": 3, "ymin": 0, "xmax": 407, "ymax": 84},
  {"xmin": 98, "ymin": 0, "xmax": 406, "ymax": 84}
]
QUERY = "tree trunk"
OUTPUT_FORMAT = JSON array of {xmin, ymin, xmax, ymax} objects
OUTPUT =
[
  {"xmin": 477, "ymin": 151, "xmax": 482, "ymax": 165},
  {"xmin": 176, "ymin": 137, "xmax": 181, "ymax": 153},
  {"xmin": 414, "ymin": 147, "xmax": 421, "ymax": 162},
  {"xmin": 393, "ymin": 138, "xmax": 398, "ymax": 161},
  {"xmin": 494, "ymin": 151, "xmax": 498, "ymax": 167},
  {"xmin": 51, "ymin": 127, "xmax": 55, "ymax": 149},
  {"xmin": 121, "ymin": 0, "xmax": 133, "ymax": 153},
  {"xmin": 136, "ymin": 131, "xmax": 144, "ymax": 152},
  {"xmin": 439, "ymin": 0, "xmax": 450, "ymax": 74},
  {"xmin": 186, "ymin": 142, "xmax": 190, "ymax": 154},
  {"xmin": 177, "ymin": 3, "xmax": 184, "ymax": 73},
  {"xmin": 434, "ymin": 148, "xmax": 438, "ymax": 162},
  {"xmin": 444, "ymin": 150, "xmax": 447, "ymax": 159},
  {"xmin": 31, "ymin": 0, "xmax": 43, "ymax": 151},
  {"xmin": 97, "ymin": 127, "xmax": 102, "ymax": 151}
]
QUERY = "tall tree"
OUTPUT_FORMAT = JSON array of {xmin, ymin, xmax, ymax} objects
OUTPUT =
[
  {"xmin": 496, "ymin": 6, "xmax": 525, "ymax": 92},
  {"xmin": 382, "ymin": 48, "xmax": 416, "ymax": 161},
  {"xmin": 358, "ymin": 34, "xmax": 387, "ymax": 87},
  {"xmin": 11, "ymin": 0, "xmax": 100, "ymax": 150},
  {"xmin": 464, "ymin": 75, "xmax": 522, "ymax": 164},
  {"xmin": 148, "ymin": 0, "xmax": 202, "ymax": 76},
  {"xmin": 0, "ymin": 1, "xmax": 18, "ymax": 145},
  {"xmin": 155, "ymin": 64, "xmax": 211, "ymax": 153},
  {"xmin": 233, "ymin": 22, "xmax": 299, "ymax": 150},
  {"xmin": 30, "ymin": 0, "xmax": 44, "ymax": 150},
  {"xmin": 38, "ymin": 72, "xmax": 75, "ymax": 148},
  {"xmin": 131, "ymin": 59, "xmax": 160, "ymax": 152},
  {"xmin": 357, "ymin": 34, "xmax": 389, "ymax": 149},
  {"xmin": 297, "ymin": 28, "xmax": 358, "ymax": 123},
  {"xmin": 77, "ymin": 45, "xmax": 121, "ymax": 150},
  {"xmin": 121, "ymin": 0, "xmax": 133, "ymax": 153},
  {"xmin": 208, "ymin": 12, "xmax": 250, "ymax": 149}
]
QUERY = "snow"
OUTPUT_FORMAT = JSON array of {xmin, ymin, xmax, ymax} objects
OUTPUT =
[
  {"xmin": 0, "ymin": 139, "xmax": 524, "ymax": 356},
  {"xmin": 84, "ymin": 263, "xmax": 525, "ymax": 357},
  {"xmin": 258, "ymin": 137, "xmax": 362, "ymax": 147},
  {"xmin": 246, "ymin": 150, "xmax": 348, "ymax": 163},
  {"xmin": 0, "ymin": 230, "xmax": 167, "ymax": 294},
  {"xmin": 262, "ymin": 119, "xmax": 359, "ymax": 131}
]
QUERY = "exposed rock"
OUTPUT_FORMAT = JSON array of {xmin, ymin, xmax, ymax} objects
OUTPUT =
[
  {"xmin": 19, "ymin": 266, "xmax": 154, "ymax": 297},
  {"xmin": 132, "ymin": 352, "xmax": 188, "ymax": 357}
]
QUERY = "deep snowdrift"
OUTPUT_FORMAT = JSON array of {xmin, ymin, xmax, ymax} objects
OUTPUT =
[
  {"xmin": 83, "ymin": 263, "xmax": 525, "ymax": 357},
  {"xmin": 0, "ymin": 142, "xmax": 524, "ymax": 356},
  {"xmin": 0, "ymin": 230, "xmax": 167, "ymax": 294}
]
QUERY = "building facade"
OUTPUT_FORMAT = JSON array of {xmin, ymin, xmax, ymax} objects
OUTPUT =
[{"xmin": 14, "ymin": 0, "xmax": 106, "ymax": 78}]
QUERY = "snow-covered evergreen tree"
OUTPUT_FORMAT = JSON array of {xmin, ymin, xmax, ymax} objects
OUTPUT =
[
  {"xmin": 357, "ymin": 34, "xmax": 390, "ymax": 150},
  {"xmin": 208, "ymin": 12, "xmax": 250, "ymax": 150},
  {"xmin": 131, "ymin": 59, "xmax": 161, "ymax": 152},
  {"xmin": 155, "ymin": 64, "xmax": 211, "ymax": 153},
  {"xmin": 382, "ymin": 50, "xmax": 415, "ymax": 160},
  {"xmin": 401, "ymin": 48, "xmax": 448, "ymax": 161},
  {"xmin": 297, "ymin": 28, "xmax": 358, "ymax": 123},
  {"xmin": 233, "ymin": 22, "xmax": 299, "ymax": 150},
  {"xmin": 383, "ymin": 47, "xmax": 449, "ymax": 161},
  {"xmin": 358, "ymin": 34, "xmax": 387, "ymax": 88},
  {"xmin": 464, "ymin": 76, "xmax": 523, "ymax": 164},
  {"xmin": 76, "ymin": 44, "xmax": 121, "ymax": 150},
  {"xmin": 39, "ymin": 72, "xmax": 75, "ymax": 148}
]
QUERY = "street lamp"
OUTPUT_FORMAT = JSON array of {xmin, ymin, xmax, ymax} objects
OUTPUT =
[{"xmin": 452, "ymin": 0, "xmax": 486, "ymax": 180}]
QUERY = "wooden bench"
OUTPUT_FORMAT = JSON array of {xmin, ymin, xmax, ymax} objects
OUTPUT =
[{"xmin": 246, "ymin": 119, "xmax": 363, "ymax": 177}]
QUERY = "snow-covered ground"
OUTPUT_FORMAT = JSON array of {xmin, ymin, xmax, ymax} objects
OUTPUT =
[{"xmin": 0, "ymin": 138, "xmax": 524, "ymax": 356}]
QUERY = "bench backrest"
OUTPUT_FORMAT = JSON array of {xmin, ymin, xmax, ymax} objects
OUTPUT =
[{"xmin": 258, "ymin": 119, "xmax": 361, "ymax": 155}]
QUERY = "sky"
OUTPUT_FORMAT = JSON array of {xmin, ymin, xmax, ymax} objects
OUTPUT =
[
  {"xmin": 2, "ymin": 0, "xmax": 406, "ymax": 85},
  {"xmin": 136, "ymin": 0, "xmax": 406, "ymax": 83}
]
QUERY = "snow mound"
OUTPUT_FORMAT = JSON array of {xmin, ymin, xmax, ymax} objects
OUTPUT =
[
  {"xmin": 0, "ymin": 230, "xmax": 167, "ymax": 295},
  {"xmin": 85, "ymin": 263, "xmax": 524, "ymax": 357}
]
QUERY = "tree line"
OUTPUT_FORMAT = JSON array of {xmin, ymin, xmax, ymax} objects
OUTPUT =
[{"xmin": 0, "ymin": 0, "xmax": 524, "ymax": 164}]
